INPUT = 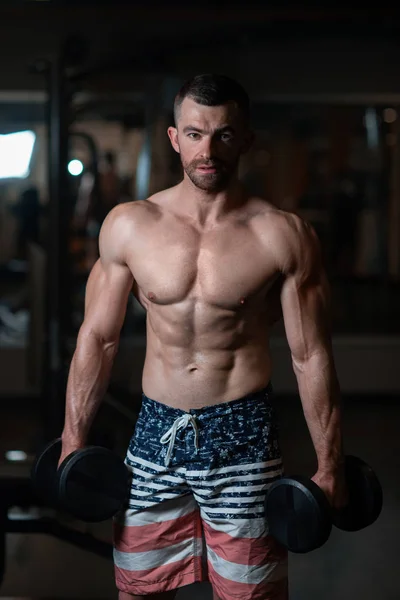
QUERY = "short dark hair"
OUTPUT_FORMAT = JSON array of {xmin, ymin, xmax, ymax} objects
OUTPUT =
[{"xmin": 174, "ymin": 74, "xmax": 250, "ymax": 125}]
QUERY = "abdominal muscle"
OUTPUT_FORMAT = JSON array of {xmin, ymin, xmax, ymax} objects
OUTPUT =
[{"xmin": 141, "ymin": 301, "xmax": 273, "ymax": 410}]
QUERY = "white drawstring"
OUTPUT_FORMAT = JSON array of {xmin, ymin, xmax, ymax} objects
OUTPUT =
[{"xmin": 160, "ymin": 413, "xmax": 199, "ymax": 466}]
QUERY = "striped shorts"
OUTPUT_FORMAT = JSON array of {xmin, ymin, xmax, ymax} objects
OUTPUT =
[{"xmin": 113, "ymin": 385, "xmax": 288, "ymax": 600}]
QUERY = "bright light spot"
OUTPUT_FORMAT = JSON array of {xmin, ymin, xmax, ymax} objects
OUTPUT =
[
  {"xmin": 0, "ymin": 131, "xmax": 36, "ymax": 179},
  {"xmin": 384, "ymin": 108, "xmax": 397, "ymax": 124},
  {"xmin": 5, "ymin": 450, "xmax": 28, "ymax": 462},
  {"xmin": 68, "ymin": 159, "xmax": 84, "ymax": 176}
]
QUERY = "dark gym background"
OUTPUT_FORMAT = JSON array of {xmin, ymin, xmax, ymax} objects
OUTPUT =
[{"xmin": 0, "ymin": 2, "xmax": 398, "ymax": 599}]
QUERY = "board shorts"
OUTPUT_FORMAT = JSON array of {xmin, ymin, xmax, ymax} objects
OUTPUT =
[{"xmin": 113, "ymin": 384, "xmax": 288, "ymax": 600}]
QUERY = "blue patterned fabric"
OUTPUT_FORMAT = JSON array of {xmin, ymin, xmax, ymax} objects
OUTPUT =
[{"xmin": 127, "ymin": 384, "xmax": 283, "ymax": 507}]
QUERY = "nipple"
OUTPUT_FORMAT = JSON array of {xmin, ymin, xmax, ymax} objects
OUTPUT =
[
  {"xmin": 148, "ymin": 291, "xmax": 156, "ymax": 301},
  {"xmin": 240, "ymin": 297, "xmax": 245, "ymax": 305}
]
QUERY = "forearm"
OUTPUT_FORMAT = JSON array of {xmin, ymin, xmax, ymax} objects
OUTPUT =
[
  {"xmin": 61, "ymin": 329, "xmax": 118, "ymax": 450},
  {"xmin": 293, "ymin": 350, "xmax": 344, "ymax": 475}
]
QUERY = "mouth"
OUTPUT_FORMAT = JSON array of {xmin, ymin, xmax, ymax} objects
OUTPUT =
[{"xmin": 197, "ymin": 165, "xmax": 218, "ymax": 174}]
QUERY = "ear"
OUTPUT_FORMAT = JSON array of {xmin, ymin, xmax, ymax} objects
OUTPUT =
[
  {"xmin": 167, "ymin": 126, "xmax": 180, "ymax": 154},
  {"xmin": 241, "ymin": 130, "xmax": 255, "ymax": 155}
]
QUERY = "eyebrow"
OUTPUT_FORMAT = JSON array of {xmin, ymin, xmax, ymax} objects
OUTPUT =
[{"xmin": 183, "ymin": 125, "xmax": 235, "ymax": 134}]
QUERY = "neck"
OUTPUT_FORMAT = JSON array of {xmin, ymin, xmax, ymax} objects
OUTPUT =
[{"xmin": 178, "ymin": 173, "xmax": 246, "ymax": 228}]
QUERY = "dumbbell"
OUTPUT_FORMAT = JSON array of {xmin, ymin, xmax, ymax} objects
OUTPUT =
[
  {"xmin": 31, "ymin": 438, "xmax": 130, "ymax": 522},
  {"xmin": 265, "ymin": 455, "xmax": 383, "ymax": 553}
]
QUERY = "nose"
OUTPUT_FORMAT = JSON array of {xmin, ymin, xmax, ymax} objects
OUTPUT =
[{"xmin": 199, "ymin": 135, "xmax": 217, "ymax": 161}]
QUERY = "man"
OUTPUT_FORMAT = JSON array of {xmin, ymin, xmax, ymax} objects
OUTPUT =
[{"xmin": 60, "ymin": 74, "xmax": 347, "ymax": 600}]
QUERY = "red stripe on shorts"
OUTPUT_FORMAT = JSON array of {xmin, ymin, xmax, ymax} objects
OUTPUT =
[
  {"xmin": 113, "ymin": 509, "xmax": 199, "ymax": 553},
  {"xmin": 202, "ymin": 521, "xmax": 287, "ymax": 566}
]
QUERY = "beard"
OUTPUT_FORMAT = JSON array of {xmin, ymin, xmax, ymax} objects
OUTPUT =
[{"xmin": 181, "ymin": 156, "xmax": 240, "ymax": 192}]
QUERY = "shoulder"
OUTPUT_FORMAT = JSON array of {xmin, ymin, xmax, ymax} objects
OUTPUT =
[
  {"xmin": 252, "ymin": 204, "xmax": 321, "ymax": 275},
  {"xmin": 98, "ymin": 199, "xmax": 160, "ymax": 264},
  {"xmin": 273, "ymin": 210, "xmax": 319, "ymax": 251},
  {"xmin": 100, "ymin": 197, "xmax": 163, "ymax": 236},
  {"xmin": 98, "ymin": 189, "xmax": 175, "ymax": 261}
]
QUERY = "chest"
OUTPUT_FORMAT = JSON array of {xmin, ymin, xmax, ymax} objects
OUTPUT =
[{"xmin": 128, "ymin": 222, "xmax": 278, "ymax": 309}]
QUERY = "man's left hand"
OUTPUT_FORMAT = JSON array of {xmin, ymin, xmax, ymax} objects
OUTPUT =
[{"xmin": 311, "ymin": 470, "xmax": 349, "ymax": 510}]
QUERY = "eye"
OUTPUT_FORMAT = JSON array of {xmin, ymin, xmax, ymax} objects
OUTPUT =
[
  {"xmin": 220, "ymin": 133, "xmax": 233, "ymax": 143},
  {"xmin": 188, "ymin": 132, "xmax": 200, "ymax": 139}
]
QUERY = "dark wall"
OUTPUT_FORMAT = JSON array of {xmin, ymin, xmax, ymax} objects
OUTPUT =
[{"xmin": 1, "ymin": 5, "xmax": 400, "ymax": 99}]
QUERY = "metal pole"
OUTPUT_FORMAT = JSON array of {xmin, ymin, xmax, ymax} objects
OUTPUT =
[{"xmin": 43, "ymin": 53, "xmax": 71, "ymax": 441}]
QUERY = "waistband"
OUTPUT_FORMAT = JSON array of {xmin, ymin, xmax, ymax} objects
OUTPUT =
[{"xmin": 140, "ymin": 383, "xmax": 273, "ymax": 421}]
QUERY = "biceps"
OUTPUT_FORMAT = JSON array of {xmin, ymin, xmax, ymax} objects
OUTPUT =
[
  {"xmin": 82, "ymin": 259, "xmax": 134, "ymax": 343},
  {"xmin": 281, "ymin": 274, "xmax": 332, "ymax": 363}
]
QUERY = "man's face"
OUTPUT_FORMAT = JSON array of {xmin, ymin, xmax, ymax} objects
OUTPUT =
[{"xmin": 168, "ymin": 97, "xmax": 253, "ymax": 192}]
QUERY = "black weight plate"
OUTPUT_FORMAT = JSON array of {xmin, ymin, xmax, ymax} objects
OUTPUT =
[
  {"xmin": 57, "ymin": 446, "xmax": 130, "ymax": 522},
  {"xmin": 31, "ymin": 438, "xmax": 62, "ymax": 506},
  {"xmin": 265, "ymin": 476, "xmax": 332, "ymax": 553},
  {"xmin": 332, "ymin": 455, "xmax": 383, "ymax": 532}
]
